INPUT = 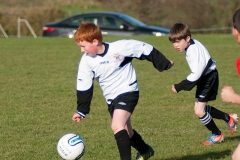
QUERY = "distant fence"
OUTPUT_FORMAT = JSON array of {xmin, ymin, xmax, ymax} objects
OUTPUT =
[
  {"xmin": 191, "ymin": 27, "xmax": 232, "ymax": 33},
  {"xmin": 0, "ymin": 12, "xmax": 37, "ymax": 38},
  {"xmin": 0, "ymin": 24, "xmax": 8, "ymax": 38}
]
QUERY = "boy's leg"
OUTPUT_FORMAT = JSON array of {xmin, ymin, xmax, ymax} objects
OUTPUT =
[
  {"xmin": 205, "ymin": 105, "xmax": 230, "ymax": 122},
  {"xmin": 130, "ymin": 130, "xmax": 154, "ymax": 160},
  {"xmin": 205, "ymin": 105, "xmax": 238, "ymax": 135},
  {"xmin": 195, "ymin": 101, "xmax": 221, "ymax": 135},
  {"xmin": 124, "ymin": 117, "xmax": 149, "ymax": 153},
  {"xmin": 114, "ymin": 129, "xmax": 131, "ymax": 160},
  {"xmin": 195, "ymin": 100, "xmax": 223, "ymax": 145},
  {"xmin": 112, "ymin": 109, "xmax": 132, "ymax": 160},
  {"xmin": 125, "ymin": 118, "xmax": 154, "ymax": 160},
  {"xmin": 130, "ymin": 130, "xmax": 149, "ymax": 153},
  {"xmin": 110, "ymin": 91, "xmax": 139, "ymax": 160}
]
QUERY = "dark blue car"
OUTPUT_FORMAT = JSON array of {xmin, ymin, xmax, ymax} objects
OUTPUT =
[{"xmin": 42, "ymin": 12, "xmax": 169, "ymax": 37}]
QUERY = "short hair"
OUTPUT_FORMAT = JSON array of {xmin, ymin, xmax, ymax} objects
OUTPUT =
[
  {"xmin": 233, "ymin": 8, "xmax": 240, "ymax": 32},
  {"xmin": 168, "ymin": 23, "xmax": 191, "ymax": 43},
  {"xmin": 74, "ymin": 22, "xmax": 103, "ymax": 43}
]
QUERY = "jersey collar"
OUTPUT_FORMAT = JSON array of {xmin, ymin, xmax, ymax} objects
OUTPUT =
[{"xmin": 97, "ymin": 42, "xmax": 109, "ymax": 57}]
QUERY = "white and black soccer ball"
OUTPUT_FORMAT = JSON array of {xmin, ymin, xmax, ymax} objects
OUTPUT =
[{"xmin": 57, "ymin": 133, "xmax": 85, "ymax": 160}]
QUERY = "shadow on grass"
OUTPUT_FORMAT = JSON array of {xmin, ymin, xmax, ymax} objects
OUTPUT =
[
  {"xmin": 163, "ymin": 150, "xmax": 232, "ymax": 160},
  {"xmin": 225, "ymin": 135, "xmax": 240, "ymax": 142},
  {"xmin": 163, "ymin": 135, "xmax": 240, "ymax": 160}
]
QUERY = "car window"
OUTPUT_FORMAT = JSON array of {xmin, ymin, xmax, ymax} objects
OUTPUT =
[
  {"xmin": 67, "ymin": 16, "xmax": 99, "ymax": 26},
  {"xmin": 118, "ymin": 14, "xmax": 146, "ymax": 26},
  {"xmin": 100, "ymin": 16, "xmax": 124, "ymax": 29}
]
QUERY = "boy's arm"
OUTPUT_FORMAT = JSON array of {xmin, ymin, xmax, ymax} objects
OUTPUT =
[
  {"xmin": 75, "ymin": 55, "xmax": 94, "ymax": 119},
  {"xmin": 76, "ymin": 85, "xmax": 93, "ymax": 118},
  {"xmin": 175, "ymin": 58, "xmax": 214, "ymax": 93},
  {"xmin": 174, "ymin": 80, "xmax": 197, "ymax": 93},
  {"xmin": 139, "ymin": 47, "xmax": 173, "ymax": 71}
]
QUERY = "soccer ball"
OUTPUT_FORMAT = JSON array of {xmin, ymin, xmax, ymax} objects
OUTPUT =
[{"xmin": 57, "ymin": 133, "xmax": 85, "ymax": 160}]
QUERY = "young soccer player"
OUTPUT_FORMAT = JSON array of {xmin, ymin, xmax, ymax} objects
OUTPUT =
[
  {"xmin": 221, "ymin": 8, "xmax": 240, "ymax": 104},
  {"xmin": 71, "ymin": 21, "xmax": 174, "ymax": 160},
  {"xmin": 168, "ymin": 23, "xmax": 237, "ymax": 145},
  {"xmin": 221, "ymin": 8, "xmax": 240, "ymax": 160}
]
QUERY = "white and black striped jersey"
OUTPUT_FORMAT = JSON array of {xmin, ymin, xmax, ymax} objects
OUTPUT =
[
  {"xmin": 76, "ymin": 39, "xmax": 171, "ymax": 118},
  {"xmin": 174, "ymin": 39, "xmax": 216, "ymax": 92}
]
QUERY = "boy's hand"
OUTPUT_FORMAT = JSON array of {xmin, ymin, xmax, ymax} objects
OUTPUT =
[
  {"xmin": 221, "ymin": 86, "xmax": 235, "ymax": 103},
  {"xmin": 72, "ymin": 113, "xmax": 82, "ymax": 123},
  {"xmin": 172, "ymin": 85, "xmax": 177, "ymax": 93},
  {"xmin": 169, "ymin": 61, "xmax": 174, "ymax": 68}
]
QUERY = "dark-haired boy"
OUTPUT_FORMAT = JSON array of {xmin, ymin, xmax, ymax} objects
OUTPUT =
[
  {"xmin": 169, "ymin": 23, "xmax": 237, "ymax": 146},
  {"xmin": 221, "ymin": 8, "xmax": 240, "ymax": 160}
]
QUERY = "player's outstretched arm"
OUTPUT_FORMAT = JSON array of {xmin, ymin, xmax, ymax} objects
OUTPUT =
[{"xmin": 144, "ymin": 48, "xmax": 174, "ymax": 72}]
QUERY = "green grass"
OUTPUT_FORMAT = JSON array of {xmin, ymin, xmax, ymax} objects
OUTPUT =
[{"xmin": 0, "ymin": 34, "xmax": 240, "ymax": 160}]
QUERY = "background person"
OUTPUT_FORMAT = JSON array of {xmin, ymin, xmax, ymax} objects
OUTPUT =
[
  {"xmin": 221, "ymin": 8, "xmax": 240, "ymax": 160},
  {"xmin": 169, "ymin": 23, "xmax": 237, "ymax": 146}
]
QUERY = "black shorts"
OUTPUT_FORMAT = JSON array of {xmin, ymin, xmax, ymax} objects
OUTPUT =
[
  {"xmin": 108, "ymin": 91, "xmax": 139, "ymax": 117},
  {"xmin": 196, "ymin": 69, "xmax": 219, "ymax": 102}
]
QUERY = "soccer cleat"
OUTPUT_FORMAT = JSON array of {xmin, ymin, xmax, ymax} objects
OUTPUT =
[
  {"xmin": 136, "ymin": 145, "xmax": 154, "ymax": 160},
  {"xmin": 227, "ymin": 113, "xmax": 238, "ymax": 135},
  {"xmin": 203, "ymin": 132, "xmax": 224, "ymax": 146}
]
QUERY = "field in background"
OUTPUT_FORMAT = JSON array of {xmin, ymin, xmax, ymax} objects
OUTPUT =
[
  {"xmin": 1, "ymin": 1, "xmax": 239, "ymax": 37},
  {"xmin": 1, "ymin": 34, "xmax": 240, "ymax": 159}
]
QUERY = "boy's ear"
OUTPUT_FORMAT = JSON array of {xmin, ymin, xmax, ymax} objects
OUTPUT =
[
  {"xmin": 233, "ymin": 28, "xmax": 238, "ymax": 37},
  {"xmin": 186, "ymin": 36, "xmax": 191, "ymax": 42},
  {"xmin": 92, "ymin": 39, "xmax": 99, "ymax": 44}
]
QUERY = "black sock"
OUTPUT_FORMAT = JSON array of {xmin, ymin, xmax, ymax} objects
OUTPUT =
[
  {"xmin": 130, "ymin": 130, "xmax": 149, "ymax": 153},
  {"xmin": 199, "ymin": 112, "xmax": 221, "ymax": 135},
  {"xmin": 114, "ymin": 130, "xmax": 131, "ymax": 160},
  {"xmin": 205, "ymin": 105, "xmax": 230, "ymax": 122}
]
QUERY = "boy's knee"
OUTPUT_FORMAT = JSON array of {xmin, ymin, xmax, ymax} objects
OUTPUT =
[
  {"xmin": 111, "ymin": 124, "xmax": 123, "ymax": 134},
  {"xmin": 194, "ymin": 109, "xmax": 205, "ymax": 118},
  {"xmin": 111, "ymin": 124, "xmax": 117, "ymax": 133},
  {"xmin": 194, "ymin": 101, "xmax": 207, "ymax": 117}
]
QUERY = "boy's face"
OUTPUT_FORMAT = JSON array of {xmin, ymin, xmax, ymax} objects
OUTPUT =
[
  {"xmin": 233, "ymin": 27, "xmax": 240, "ymax": 44},
  {"xmin": 172, "ymin": 36, "xmax": 190, "ymax": 52},
  {"xmin": 76, "ymin": 39, "xmax": 99, "ymax": 57}
]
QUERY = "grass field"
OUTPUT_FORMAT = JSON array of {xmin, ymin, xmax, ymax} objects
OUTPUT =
[{"xmin": 0, "ymin": 34, "xmax": 240, "ymax": 160}]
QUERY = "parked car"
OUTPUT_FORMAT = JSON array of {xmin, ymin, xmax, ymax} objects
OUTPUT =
[{"xmin": 42, "ymin": 12, "xmax": 169, "ymax": 37}]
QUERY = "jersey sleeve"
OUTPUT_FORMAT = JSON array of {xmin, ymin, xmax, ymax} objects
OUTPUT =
[
  {"xmin": 123, "ymin": 40, "xmax": 171, "ymax": 72},
  {"xmin": 76, "ymin": 55, "xmax": 94, "ymax": 118},
  {"xmin": 185, "ymin": 47, "xmax": 206, "ymax": 82},
  {"xmin": 138, "ymin": 47, "xmax": 171, "ymax": 71},
  {"xmin": 76, "ymin": 86, "xmax": 93, "ymax": 118},
  {"xmin": 174, "ymin": 79, "xmax": 196, "ymax": 92},
  {"xmin": 174, "ymin": 58, "xmax": 213, "ymax": 92}
]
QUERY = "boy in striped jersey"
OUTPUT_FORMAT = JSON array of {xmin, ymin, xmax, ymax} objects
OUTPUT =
[
  {"xmin": 169, "ymin": 23, "xmax": 237, "ymax": 145},
  {"xmin": 72, "ymin": 22, "xmax": 174, "ymax": 160}
]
